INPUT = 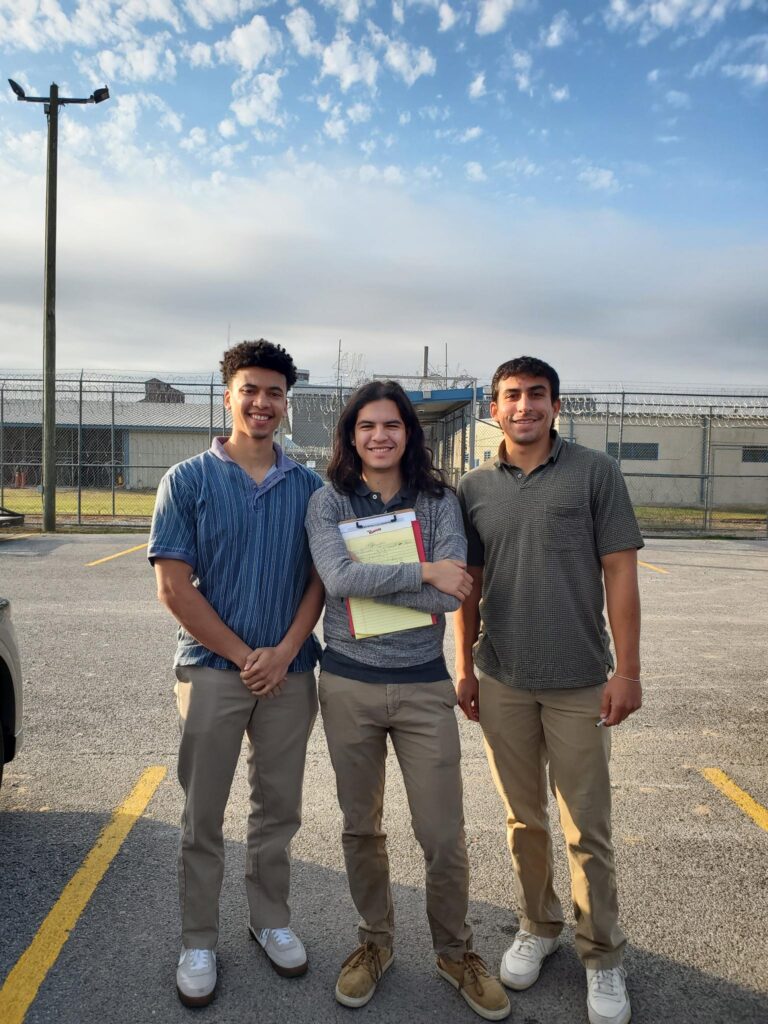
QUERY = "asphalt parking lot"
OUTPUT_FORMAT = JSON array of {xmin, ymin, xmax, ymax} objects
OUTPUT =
[{"xmin": 0, "ymin": 531, "xmax": 766, "ymax": 1024}]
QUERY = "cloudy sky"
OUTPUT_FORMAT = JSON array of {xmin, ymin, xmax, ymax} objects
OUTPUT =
[{"xmin": 0, "ymin": 0, "xmax": 766, "ymax": 389}]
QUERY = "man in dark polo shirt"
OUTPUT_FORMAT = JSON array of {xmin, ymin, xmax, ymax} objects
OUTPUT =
[{"xmin": 455, "ymin": 356, "xmax": 643, "ymax": 1024}]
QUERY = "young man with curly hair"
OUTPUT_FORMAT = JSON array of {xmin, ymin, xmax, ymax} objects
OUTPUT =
[
  {"xmin": 305, "ymin": 380, "xmax": 510, "ymax": 1021},
  {"xmin": 149, "ymin": 340, "xmax": 324, "ymax": 1007},
  {"xmin": 455, "ymin": 356, "xmax": 643, "ymax": 1024}
]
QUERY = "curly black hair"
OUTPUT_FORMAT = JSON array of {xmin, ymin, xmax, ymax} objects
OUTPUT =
[
  {"xmin": 491, "ymin": 356, "xmax": 560, "ymax": 402},
  {"xmin": 220, "ymin": 339, "xmax": 298, "ymax": 389},
  {"xmin": 327, "ymin": 379, "xmax": 450, "ymax": 497}
]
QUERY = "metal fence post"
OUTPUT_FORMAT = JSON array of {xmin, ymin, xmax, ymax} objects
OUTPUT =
[
  {"xmin": 468, "ymin": 381, "xmax": 477, "ymax": 470},
  {"xmin": 617, "ymin": 392, "xmax": 625, "ymax": 467},
  {"xmin": 604, "ymin": 400, "xmax": 610, "ymax": 453},
  {"xmin": 208, "ymin": 379, "xmax": 214, "ymax": 447},
  {"xmin": 111, "ymin": 389, "xmax": 116, "ymax": 518},
  {"xmin": 0, "ymin": 384, "xmax": 4, "ymax": 509},
  {"xmin": 708, "ymin": 405, "xmax": 720, "ymax": 532},
  {"xmin": 77, "ymin": 372, "xmax": 83, "ymax": 525}
]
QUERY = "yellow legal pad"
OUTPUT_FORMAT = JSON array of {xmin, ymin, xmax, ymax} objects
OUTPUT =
[{"xmin": 339, "ymin": 511, "xmax": 434, "ymax": 639}]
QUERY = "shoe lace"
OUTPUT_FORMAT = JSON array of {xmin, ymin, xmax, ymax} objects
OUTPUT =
[
  {"xmin": 270, "ymin": 928, "xmax": 295, "ymax": 948},
  {"xmin": 512, "ymin": 930, "xmax": 540, "ymax": 955},
  {"xmin": 592, "ymin": 968, "xmax": 624, "ymax": 998},
  {"xmin": 343, "ymin": 942, "xmax": 386, "ymax": 981},
  {"xmin": 456, "ymin": 952, "xmax": 491, "ymax": 996},
  {"xmin": 187, "ymin": 949, "xmax": 213, "ymax": 970}
]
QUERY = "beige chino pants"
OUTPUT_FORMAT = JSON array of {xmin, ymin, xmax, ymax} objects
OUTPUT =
[
  {"xmin": 478, "ymin": 670, "xmax": 626, "ymax": 969},
  {"xmin": 175, "ymin": 666, "xmax": 317, "ymax": 949},
  {"xmin": 319, "ymin": 672, "xmax": 473, "ymax": 960}
]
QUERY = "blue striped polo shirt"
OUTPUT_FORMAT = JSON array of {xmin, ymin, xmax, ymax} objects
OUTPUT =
[{"xmin": 148, "ymin": 437, "xmax": 323, "ymax": 672}]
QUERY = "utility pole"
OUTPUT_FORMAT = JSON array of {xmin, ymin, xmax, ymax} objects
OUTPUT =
[{"xmin": 9, "ymin": 78, "xmax": 109, "ymax": 532}]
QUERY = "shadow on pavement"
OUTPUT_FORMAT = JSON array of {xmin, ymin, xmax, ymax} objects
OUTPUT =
[{"xmin": 1, "ymin": 811, "xmax": 765, "ymax": 1024}]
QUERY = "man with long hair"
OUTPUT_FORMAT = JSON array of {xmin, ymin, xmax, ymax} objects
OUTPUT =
[
  {"xmin": 149, "ymin": 340, "xmax": 324, "ymax": 1007},
  {"xmin": 305, "ymin": 380, "xmax": 510, "ymax": 1021},
  {"xmin": 455, "ymin": 356, "xmax": 643, "ymax": 1024}
]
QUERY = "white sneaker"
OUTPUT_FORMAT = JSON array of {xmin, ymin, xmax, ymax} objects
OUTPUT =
[
  {"xmin": 500, "ymin": 930, "xmax": 560, "ymax": 990},
  {"xmin": 176, "ymin": 947, "xmax": 217, "ymax": 1007},
  {"xmin": 586, "ymin": 967, "xmax": 631, "ymax": 1024},
  {"xmin": 249, "ymin": 924, "xmax": 308, "ymax": 977}
]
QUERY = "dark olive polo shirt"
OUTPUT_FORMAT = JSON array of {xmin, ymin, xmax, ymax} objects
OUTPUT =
[{"xmin": 457, "ymin": 434, "xmax": 644, "ymax": 690}]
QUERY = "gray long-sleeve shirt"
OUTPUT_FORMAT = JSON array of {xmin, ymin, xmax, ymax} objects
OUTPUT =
[{"xmin": 305, "ymin": 484, "xmax": 467, "ymax": 669}]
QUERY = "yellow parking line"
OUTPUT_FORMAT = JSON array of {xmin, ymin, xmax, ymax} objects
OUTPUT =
[
  {"xmin": 638, "ymin": 559, "xmax": 670, "ymax": 574},
  {"xmin": 0, "ymin": 534, "xmax": 37, "ymax": 544},
  {"xmin": 0, "ymin": 766, "xmax": 166, "ymax": 1024},
  {"xmin": 702, "ymin": 768, "xmax": 768, "ymax": 833},
  {"xmin": 86, "ymin": 542, "xmax": 148, "ymax": 567}
]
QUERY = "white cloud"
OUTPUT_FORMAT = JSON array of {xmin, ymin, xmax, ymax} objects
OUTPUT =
[
  {"xmin": 666, "ymin": 89, "xmax": 690, "ymax": 108},
  {"xmin": 320, "ymin": 0, "xmax": 361, "ymax": 23},
  {"xmin": 321, "ymin": 31, "xmax": 379, "ymax": 91},
  {"xmin": 218, "ymin": 118, "xmax": 237, "ymax": 138},
  {"xmin": 324, "ymin": 109, "xmax": 348, "ymax": 141},
  {"xmin": 398, "ymin": 110, "xmax": 411, "ymax": 124},
  {"xmin": 477, "ymin": 0, "xmax": 522, "ymax": 36},
  {"xmin": 647, "ymin": 68, "xmax": 660, "ymax": 82},
  {"xmin": 722, "ymin": 63, "xmax": 768, "ymax": 86},
  {"xmin": 438, "ymin": 3, "xmax": 457, "ymax": 31},
  {"xmin": 549, "ymin": 84, "xmax": 570, "ymax": 102},
  {"xmin": 655, "ymin": 134, "xmax": 681, "ymax": 143},
  {"xmin": 511, "ymin": 50, "xmax": 533, "ymax": 94},
  {"xmin": 469, "ymin": 72, "xmax": 487, "ymax": 99},
  {"xmin": 317, "ymin": 93, "xmax": 333, "ymax": 112},
  {"xmin": 578, "ymin": 164, "xmax": 619, "ymax": 193},
  {"xmin": 368, "ymin": 25, "xmax": 437, "ymax": 86},
  {"xmin": 458, "ymin": 126, "xmax": 483, "ymax": 142},
  {"xmin": 542, "ymin": 11, "xmax": 575, "ymax": 48},
  {"xmin": 419, "ymin": 104, "xmax": 451, "ymax": 121},
  {"xmin": 88, "ymin": 34, "xmax": 178, "ymax": 84},
  {"xmin": 603, "ymin": 0, "xmax": 761, "ymax": 45},
  {"xmin": 184, "ymin": 0, "xmax": 260, "ymax": 31},
  {"xmin": 214, "ymin": 15, "xmax": 282, "ymax": 72},
  {"xmin": 180, "ymin": 126, "xmax": 208, "ymax": 151},
  {"xmin": 230, "ymin": 71, "xmax": 285, "ymax": 127},
  {"xmin": 495, "ymin": 157, "xmax": 540, "ymax": 176},
  {"xmin": 184, "ymin": 42, "xmax": 214, "ymax": 68},
  {"xmin": 359, "ymin": 163, "xmax": 405, "ymax": 184},
  {"xmin": 465, "ymin": 161, "xmax": 487, "ymax": 182},
  {"xmin": 347, "ymin": 102, "xmax": 372, "ymax": 123},
  {"xmin": 393, "ymin": 1, "xmax": 405, "ymax": 25},
  {"xmin": 285, "ymin": 7, "xmax": 322, "ymax": 59}
]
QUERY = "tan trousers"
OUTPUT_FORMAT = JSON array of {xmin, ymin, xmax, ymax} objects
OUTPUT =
[
  {"xmin": 478, "ymin": 670, "xmax": 626, "ymax": 969},
  {"xmin": 175, "ymin": 666, "xmax": 317, "ymax": 949},
  {"xmin": 319, "ymin": 672, "xmax": 473, "ymax": 960}
]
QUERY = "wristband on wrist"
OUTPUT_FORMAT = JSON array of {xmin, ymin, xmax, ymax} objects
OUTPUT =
[{"xmin": 613, "ymin": 673, "xmax": 641, "ymax": 683}]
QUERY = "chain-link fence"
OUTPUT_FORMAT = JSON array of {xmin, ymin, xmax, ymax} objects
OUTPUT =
[{"xmin": 1, "ymin": 373, "xmax": 766, "ymax": 537}]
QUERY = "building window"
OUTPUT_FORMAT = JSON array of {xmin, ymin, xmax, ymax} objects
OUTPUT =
[
  {"xmin": 742, "ymin": 446, "xmax": 768, "ymax": 464},
  {"xmin": 607, "ymin": 442, "xmax": 659, "ymax": 461},
  {"xmin": 483, "ymin": 450, "xmax": 492, "ymax": 461}
]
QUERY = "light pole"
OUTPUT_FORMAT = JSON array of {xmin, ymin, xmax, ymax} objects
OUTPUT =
[{"xmin": 8, "ymin": 79, "xmax": 109, "ymax": 532}]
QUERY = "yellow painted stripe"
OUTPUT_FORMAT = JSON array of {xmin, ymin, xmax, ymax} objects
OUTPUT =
[
  {"xmin": 0, "ymin": 534, "xmax": 37, "ymax": 544},
  {"xmin": 702, "ymin": 768, "xmax": 768, "ymax": 833},
  {"xmin": 638, "ymin": 559, "xmax": 670, "ymax": 575},
  {"xmin": 86, "ymin": 542, "xmax": 148, "ymax": 567},
  {"xmin": 0, "ymin": 766, "xmax": 166, "ymax": 1024}
]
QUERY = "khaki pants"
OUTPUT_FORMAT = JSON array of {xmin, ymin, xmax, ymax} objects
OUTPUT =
[
  {"xmin": 175, "ymin": 666, "xmax": 317, "ymax": 949},
  {"xmin": 319, "ymin": 672, "xmax": 473, "ymax": 960},
  {"xmin": 478, "ymin": 670, "xmax": 626, "ymax": 969}
]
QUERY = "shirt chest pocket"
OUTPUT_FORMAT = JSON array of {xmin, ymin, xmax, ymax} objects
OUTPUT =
[{"xmin": 544, "ymin": 504, "xmax": 592, "ymax": 551}]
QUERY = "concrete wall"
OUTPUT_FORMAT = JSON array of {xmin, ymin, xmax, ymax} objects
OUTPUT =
[
  {"xmin": 125, "ymin": 430, "xmax": 210, "ymax": 490},
  {"xmin": 460, "ymin": 416, "xmax": 767, "ymax": 510}
]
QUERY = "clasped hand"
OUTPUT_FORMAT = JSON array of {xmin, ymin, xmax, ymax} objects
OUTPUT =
[{"xmin": 240, "ymin": 646, "xmax": 290, "ymax": 697}]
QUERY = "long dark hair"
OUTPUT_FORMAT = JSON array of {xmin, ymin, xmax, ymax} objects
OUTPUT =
[{"xmin": 327, "ymin": 380, "xmax": 449, "ymax": 497}]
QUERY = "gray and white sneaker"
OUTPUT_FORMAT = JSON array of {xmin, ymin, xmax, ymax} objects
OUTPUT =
[
  {"xmin": 249, "ymin": 924, "xmax": 308, "ymax": 977},
  {"xmin": 500, "ymin": 930, "xmax": 560, "ymax": 990},
  {"xmin": 586, "ymin": 966, "xmax": 631, "ymax": 1024},
  {"xmin": 176, "ymin": 947, "xmax": 217, "ymax": 1007}
]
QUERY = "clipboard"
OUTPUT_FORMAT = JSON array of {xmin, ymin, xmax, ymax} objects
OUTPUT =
[{"xmin": 338, "ymin": 510, "xmax": 436, "ymax": 639}]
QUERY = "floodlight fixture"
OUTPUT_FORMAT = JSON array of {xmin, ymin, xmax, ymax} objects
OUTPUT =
[
  {"xmin": 8, "ymin": 78, "xmax": 25, "ymax": 99},
  {"xmin": 92, "ymin": 86, "xmax": 109, "ymax": 104}
]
